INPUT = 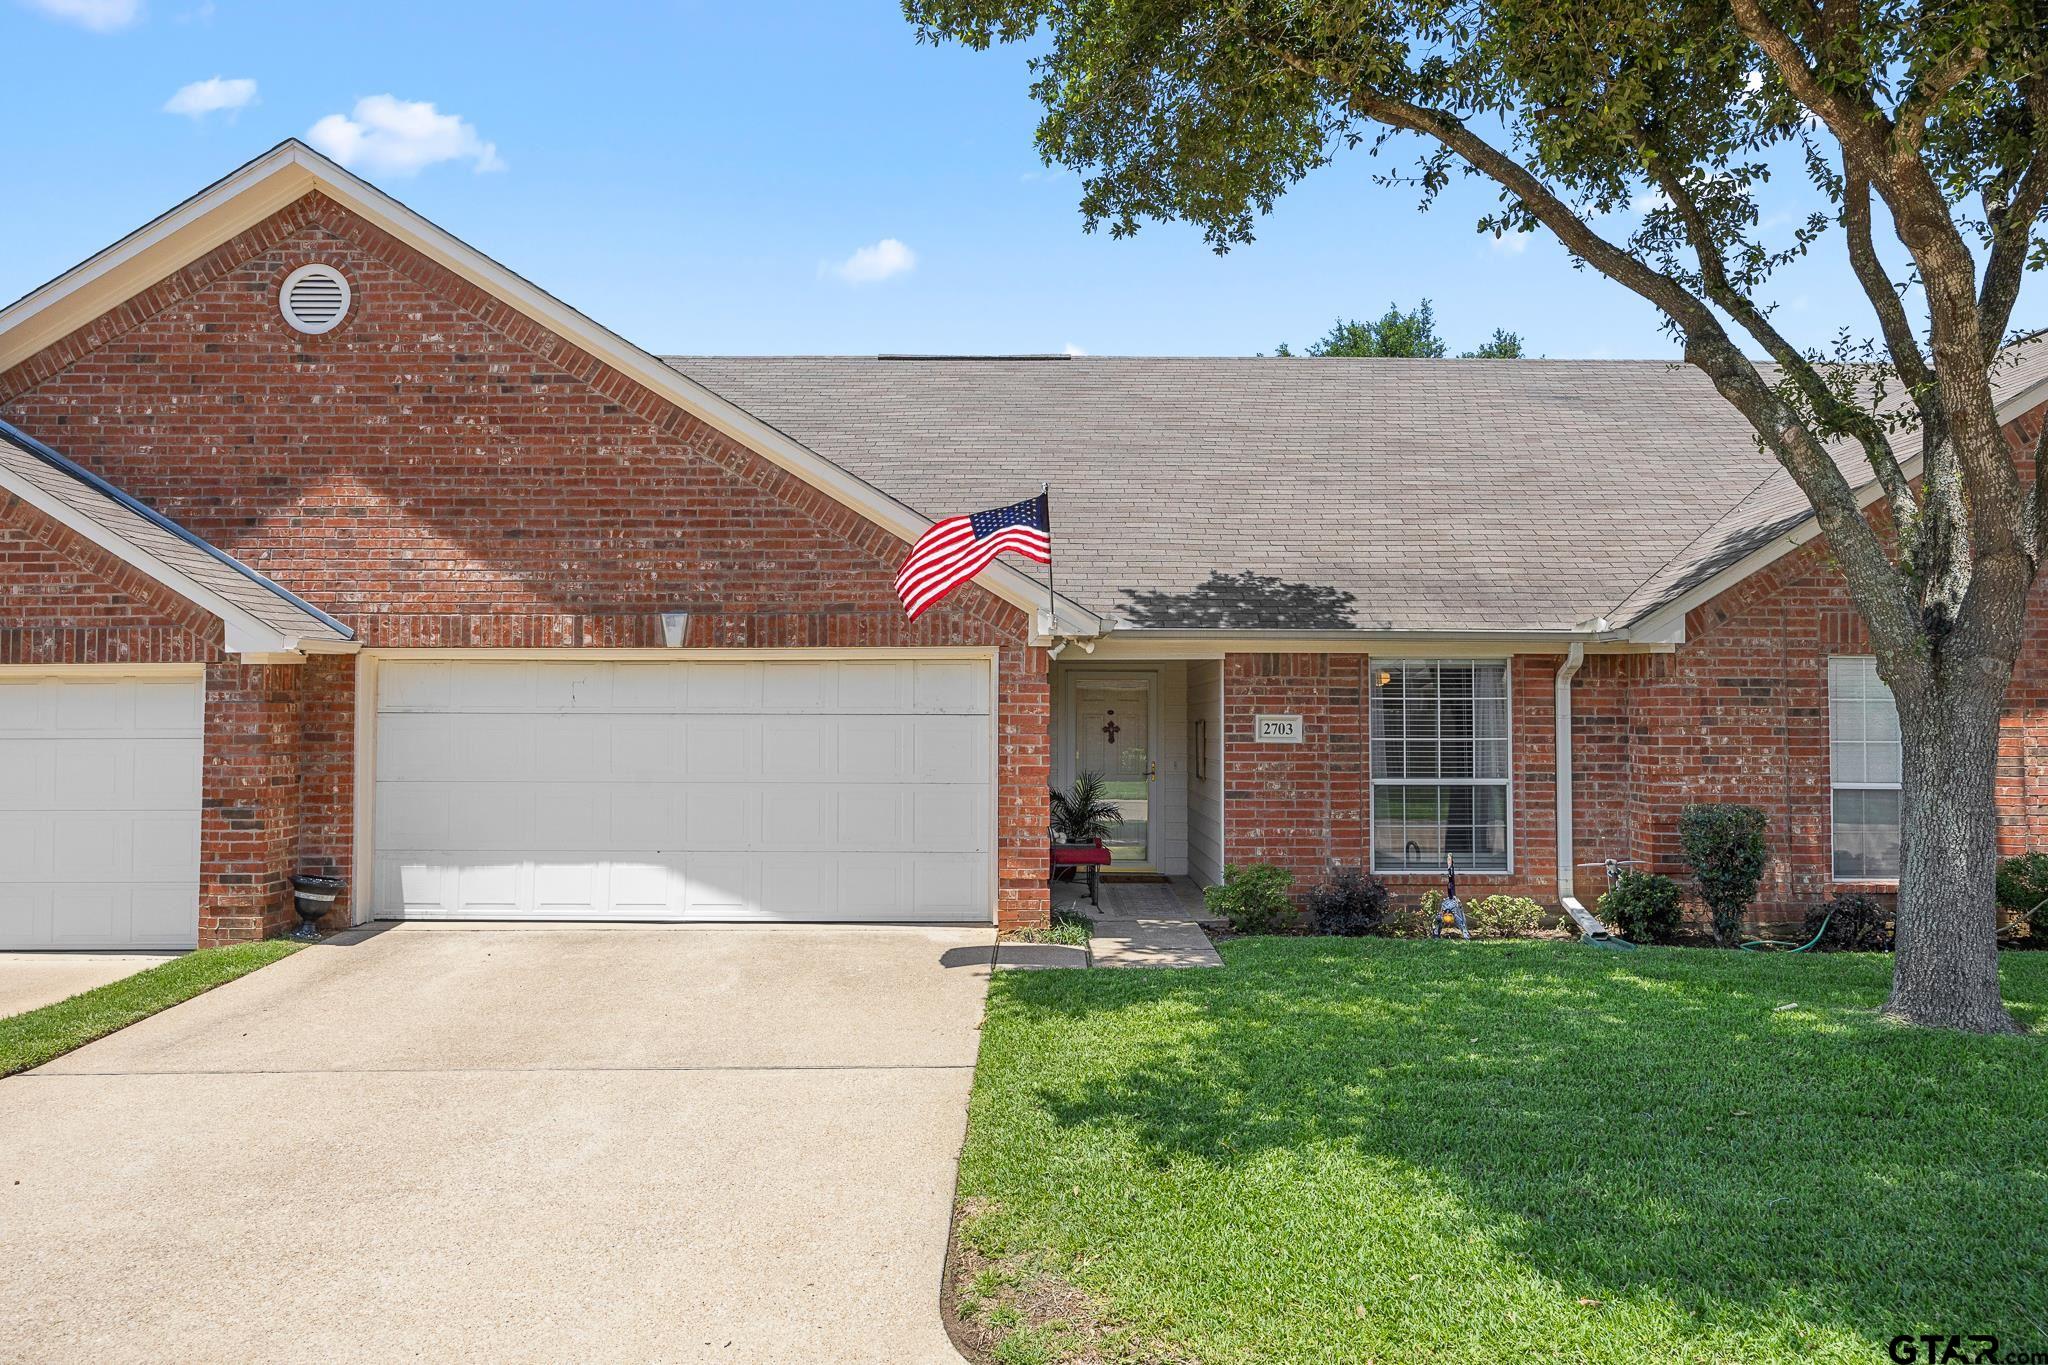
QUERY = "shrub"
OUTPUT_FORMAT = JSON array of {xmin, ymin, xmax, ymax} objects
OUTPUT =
[
  {"xmin": 1996, "ymin": 853, "xmax": 2048, "ymax": 942},
  {"xmin": 1598, "ymin": 869, "xmax": 1684, "ymax": 944},
  {"xmin": 1382, "ymin": 900, "xmax": 1429, "ymax": 939},
  {"xmin": 1410, "ymin": 889, "xmax": 1541, "ymax": 938},
  {"xmin": 1678, "ymin": 804, "xmax": 1770, "ymax": 945},
  {"xmin": 1049, "ymin": 771, "xmax": 1123, "ymax": 844},
  {"xmin": 1305, "ymin": 865, "xmax": 1389, "ymax": 936},
  {"xmin": 1802, "ymin": 893, "xmax": 1893, "ymax": 952},
  {"xmin": 1203, "ymin": 862, "xmax": 1297, "ymax": 934},
  {"xmin": 1466, "ymin": 894, "xmax": 1545, "ymax": 939}
]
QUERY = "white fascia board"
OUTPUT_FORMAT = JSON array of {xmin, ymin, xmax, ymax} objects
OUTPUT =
[
  {"xmin": 0, "ymin": 141, "xmax": 1103, "ymax": 637},
  {"xmin": 0, "ymin": 462, "xmax": 296, "ymax": 655},
  {"xmin": 0, "ymin": 158, "xmax": 318, "ymax": 375},
  {"xmin": 1084, "ymin": 628, "xmax": 1664, "ymax": 660},
  {"xmin": 1624, "ymin": 375, "xmax": 2048, "ymax": 645}
]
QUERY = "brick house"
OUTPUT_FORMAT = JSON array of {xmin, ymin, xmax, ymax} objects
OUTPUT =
[{"xmin": 2, "ymin": 140, "xmax": 2045, "ymax": 949}]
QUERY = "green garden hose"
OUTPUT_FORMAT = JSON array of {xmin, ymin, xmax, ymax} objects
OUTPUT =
[{"xmin": 1740, "ymin": 908, "xmax": 1833, "ymax": 953}]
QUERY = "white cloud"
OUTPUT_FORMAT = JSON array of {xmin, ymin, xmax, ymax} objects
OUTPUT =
[
  {"xmin": 163, "ymin": 76, "xmax": 256, "ymax": 119},
  {"xmin": 307, "ymin": 95, "xmax": 505, "ymax": 177},
  {"xmin": 1631, "ymin": 189, "xmax": 1673, "ymax": 214},
  {"xmin": 1063, "ymin": 342, "xmax": 1088, "ymax": 357},
  {"xmin": 825, "ymin": 238, "xmax": 917, "ymax": 285},
  {"xmin": 22, "ymin": 0, "xmax": 142, "ymax": 30},
  {"xmin": 1488, "ymin": 231, "xmax": 1529, "ymax": 255}
]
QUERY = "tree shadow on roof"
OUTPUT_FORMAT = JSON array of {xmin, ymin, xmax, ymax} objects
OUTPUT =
[{"xmin": 1118, "ymin": 570, "xmax": 1357, "ymax": 630}]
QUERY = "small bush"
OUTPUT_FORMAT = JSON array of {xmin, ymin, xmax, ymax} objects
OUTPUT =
[
  {"xmin": 1411, "ymin": 888, "xmax": 1540, "ymax": 938},
  {"xmin": 1382, "ymin": 900, "xmax": 1429, "ymax": 939},
  {"xmin": 1466, "ymin": 894, "xmax": 1546, "ymax": 939},
  {"xmin": 1203, "ymin": 862, "xmax": 1297, "ymax": 934},
  {"xmin": 1996, "ymin": 853, "xmax": 2048, "ymax": 939},
  {"xmin": 1802, "ymin": 893, "xmax": 1893, "ymax": 952},
  {"xmin": 1599, "ymin": 869, "xmax": 1685, "ymax": 944},
  {"xmin": 1679, "ymin": 804, "xmax": 1770, "ymax": 945},
  {"xmin": 1305, "ymin": 865, "xmax": 1390, "ymax": 936}
]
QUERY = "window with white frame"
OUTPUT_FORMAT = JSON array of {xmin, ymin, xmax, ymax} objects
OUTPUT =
[
  {"xmin": 1370, "ymin": 660, "xmax": 1511, "ymax": 872},
  {"xmin": 1830, "ymin": 656, "xmax": 1902, "ymax": 880}
]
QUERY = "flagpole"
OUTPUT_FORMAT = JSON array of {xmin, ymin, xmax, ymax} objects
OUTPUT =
[{"xmin": 1042, "ymin": 481, "xmax": 1054, "ymax": 638}]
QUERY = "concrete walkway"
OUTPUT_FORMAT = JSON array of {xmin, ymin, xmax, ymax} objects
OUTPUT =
[
  {"xmin": 0, "ymin": 952, "xmax": 179, "ymax": 1018},
  {"xmin": 1054, "ymin": 877, "xmax": 1225, "ymax": 968},
  {"xmin": 0, "ymin": 922, "xmax": 990, "ymax": 1364}
]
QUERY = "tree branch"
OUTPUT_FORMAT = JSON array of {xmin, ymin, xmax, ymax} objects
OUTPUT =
[
  {"xmin": 1733, "ymin": 1, "xmax": 2025, "ymax": 589},
  {"xmin": 1651, "ymin": 158, "xmax": 1920, "ymax": 565},
  {"xmin": 1729, "ymin": 0, "xmax": 1889, "ymax": 165},
  {"xmin": 1896, "ymin": 39, "xmax": 1992, "ymax": 147},
  {"xmin": 1979, "ymin": 76, "xmax": 2048, "ymax": 351},
  {"xmin": 1845, "ymin": 173, "xmax": 1935, "ymax": 392},
  {"xmin": 1275, "ymin": 67, "xmax": 1921, "ymax": 651}
]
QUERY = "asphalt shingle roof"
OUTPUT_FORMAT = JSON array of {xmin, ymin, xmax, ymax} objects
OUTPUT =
[
  {"xmin": 667, "ymin": 341, "xmax": 2048, "ymax": 634},
  {"xmin": 0, "ymin": 423, "xmax": 351, "ymax": 646}
]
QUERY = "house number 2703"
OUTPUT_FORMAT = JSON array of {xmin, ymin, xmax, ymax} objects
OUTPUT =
[{"xmin": 1255, "ymin": 715, "xmax": 1303, "ymax": 744}]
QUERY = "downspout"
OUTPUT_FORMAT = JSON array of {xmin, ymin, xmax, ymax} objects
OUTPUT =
[
  {"xmin": 1556, "ymin": 642, "xmax": 1589, "ymax": 908},
  {"xmin": 1551, "ymin": 644, "xmax": 1629, "ymax": 945},
  {"xmin": 1553, "ymin": 643, "xmax": 1595, "ymax": 928}
]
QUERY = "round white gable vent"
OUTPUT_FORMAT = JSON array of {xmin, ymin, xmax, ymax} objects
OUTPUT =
[{"xmin": 279, "ymin": 264, "xmax": 351, "ymax": 335}]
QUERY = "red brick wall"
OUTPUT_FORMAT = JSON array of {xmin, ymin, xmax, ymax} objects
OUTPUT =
[
  {"xmin": 1577, "ymin": 508, "xmax": 2048, "ymax": 927},
  {"xmin": 201, "ymin": 662, "xmax": 303, "ymax": 944},
  {"xmin": 1216, "ymin": 401, "xmax": 2048, "ymax": 930},
  {"xmin": 2, "ymin": 190, "xmax": 1051, "ymax": 935},
  {"xmin": 298, "ymin": 653, "xmax": 356, "ymax": 929},
  {"xmin": 1221, "ymin": 652, "xmax": 1561, "ymax": 909},
  {"xmin": 0, "ymin": 493, "xmax": 223, "ymax": 664}
]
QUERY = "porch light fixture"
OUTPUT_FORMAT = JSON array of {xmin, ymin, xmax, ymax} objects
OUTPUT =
[{"xmin": 661, "ymin": 611, "xmax": 690, "ymax": 647}]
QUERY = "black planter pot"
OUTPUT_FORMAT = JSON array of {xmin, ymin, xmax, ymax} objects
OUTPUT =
[{"xmin": 290, "ymin": 875, "xmax": 346, "ymax": 936}]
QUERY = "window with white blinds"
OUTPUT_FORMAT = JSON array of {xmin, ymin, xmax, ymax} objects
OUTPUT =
[
  {"xmin": 1370, "ymin": 660, "xmax": 1511, "ymax": 873},
  {"xmin": 1829, "ymin": 656, "xmax": 1902, "ymax": 880}
]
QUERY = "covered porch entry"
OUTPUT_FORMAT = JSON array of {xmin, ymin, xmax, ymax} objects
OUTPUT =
[{"xmin": 1050, "ymin": 658, "xmax": 1224, "ymax": 887}]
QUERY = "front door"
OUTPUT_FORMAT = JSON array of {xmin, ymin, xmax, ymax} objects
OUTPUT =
[{"xmin": 1067, "ymin": 672, "xmax": 1154, "ymax": 866}]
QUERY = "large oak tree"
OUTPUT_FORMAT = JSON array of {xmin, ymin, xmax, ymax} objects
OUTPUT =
[{"xmin": 906, "ymin": 0, "xmax": 2048, "ymax": 1030}]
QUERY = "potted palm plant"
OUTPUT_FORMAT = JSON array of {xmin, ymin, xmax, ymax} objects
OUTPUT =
[{"xmin": 1051, "ymin": 771, "xmax": 1124, "ymax": 848}]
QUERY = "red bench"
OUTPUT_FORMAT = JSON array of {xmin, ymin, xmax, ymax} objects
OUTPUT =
[{"xmin": 1050, "ymin": 839, "xmax": 1113, "ymax": 905}]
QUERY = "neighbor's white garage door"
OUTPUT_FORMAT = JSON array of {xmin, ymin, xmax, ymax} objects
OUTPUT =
[
  {"xmin": 0, "ymin": 673, "xmax": 202, "ymax": 950},
  {"xmin": 372, "ymin": 658, "xmax": 993, "ymax": 922}
]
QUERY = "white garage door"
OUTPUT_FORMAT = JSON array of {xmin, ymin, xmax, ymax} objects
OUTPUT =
[
  {"xmin": 373, "ymin": 658, "xmax": 993, "ymax": 923},
  {"xmin": 0, "ymin": 673, "xmax": 202, "ymax": 951}
]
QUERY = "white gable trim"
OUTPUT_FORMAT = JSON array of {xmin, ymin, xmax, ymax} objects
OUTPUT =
[
  {"xmin": 0, "ymin": 141, "xmax": 1103, "ymax": 640},
  {"xmin": 0, "ymin": 459, "xmax": 298, "ymax": 655},
  {"xmin": 1625, "ymin": 371, "xmax": 2048, "ymax": 644}
]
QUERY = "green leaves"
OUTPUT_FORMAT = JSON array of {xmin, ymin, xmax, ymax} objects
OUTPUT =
[{"xmin": 1052, "ymin": 771, "xmax": 1127, "ymax": 844}]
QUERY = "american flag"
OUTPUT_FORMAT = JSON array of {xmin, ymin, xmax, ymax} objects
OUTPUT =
[{"xmin": 895, "ymin": 492, "xmax": 1052, "ymax": 619}]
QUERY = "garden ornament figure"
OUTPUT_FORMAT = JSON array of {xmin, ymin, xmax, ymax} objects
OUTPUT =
[{"xmin": 1434, "ymin": 854, "xmax": 1470, "ymax": 940}]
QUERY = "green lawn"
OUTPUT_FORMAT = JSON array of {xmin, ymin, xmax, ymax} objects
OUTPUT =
[
  {"xmin": 958, "ymin": 939, "xmax": 2048, "ymax": 1364},
  {"xmin": 0, "ymin": 940, "xmax": 303, "ymax": 1077}
]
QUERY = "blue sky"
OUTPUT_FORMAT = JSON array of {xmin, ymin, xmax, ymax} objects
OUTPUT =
[{"xmin": 6, "ymin": 0, "xmax": 2041, "ymax": 360}]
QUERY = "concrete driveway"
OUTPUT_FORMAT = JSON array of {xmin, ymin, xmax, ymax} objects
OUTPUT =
[
  {"xmin": 0, "ymin": 922, "xmax": 994, "ymax": 1364},
  {"xmin": 0, "ymin": 953, "xmax": 179, "ymax": 1018}
]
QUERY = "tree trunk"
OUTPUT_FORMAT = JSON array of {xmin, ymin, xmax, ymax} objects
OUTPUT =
[{"xmin": 1886, "ymin": 667, "xmax": 2023, "ymax": 1033}]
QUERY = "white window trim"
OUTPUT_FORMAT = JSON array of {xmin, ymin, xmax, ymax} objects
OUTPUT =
[
  {"xmin": 1367, "ymin": 657, "xmax": 1515, "ymax": 877},
  {"xmin": 1828, "ymin": 654, "xmax": 1902, "ymax": 884}
]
